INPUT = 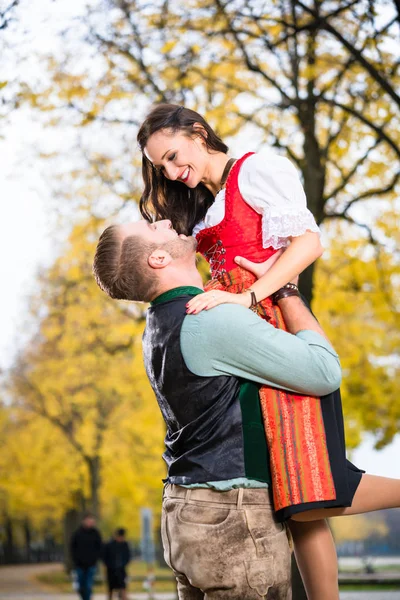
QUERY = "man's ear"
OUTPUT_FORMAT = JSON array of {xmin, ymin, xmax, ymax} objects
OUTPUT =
[{"xmin": 148, "ymin": 249, "xmax": 172, "ymax": 269}]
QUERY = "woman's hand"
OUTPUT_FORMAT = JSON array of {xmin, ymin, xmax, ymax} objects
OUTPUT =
[
  {"xmin": 187, "ymin": 251, "xmax": 287, "ymax": 314},
  {"xmin": 234, "ymin": 250, "xmax": 284, "ymax": 279},
  {"xmin": 186, "ymin": 290, "xmax": 250, "ymax": 314}
]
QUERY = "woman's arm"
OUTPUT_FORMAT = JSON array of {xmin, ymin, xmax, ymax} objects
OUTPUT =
[
  {"xmin": 186, "ymin": 231, "xmax": 322, "ymax": 314},
  {"xmin": 240, "ymin": 231, "xmax": 323, "ymax": 305}
]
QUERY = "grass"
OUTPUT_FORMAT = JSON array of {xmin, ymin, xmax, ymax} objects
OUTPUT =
[
  {"xmin": 339, "ymin": 564, "xmax": 400, "ymax": 573},
  {"xmin": 339, "ymin": 583, "xmax": 400, "ymax": 591},
  {"xmin": 36, "ymin": 561, "xmax": 177, "ymax": 593}
]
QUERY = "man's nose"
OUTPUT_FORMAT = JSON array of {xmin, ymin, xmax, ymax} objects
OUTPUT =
[{"xmin": 158, "ymin": 220, "xmax": 173, "ymax": 230}]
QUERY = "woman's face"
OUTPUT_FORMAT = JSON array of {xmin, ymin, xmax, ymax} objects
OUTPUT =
[{"xmin": 144, "ymin": 129, "xmax": 210, "ymax": 188}]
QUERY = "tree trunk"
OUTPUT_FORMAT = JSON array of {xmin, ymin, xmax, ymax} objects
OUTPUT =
[
  {"xmin": 292, "ymin": 27, "xmax": 321, "ymax": 600},
  {"xmin": 4, "ymin": 514, "xmax": 14, "ymax": 563},
  {"xmin": 87, "ymin": 455, "xmax": 101, "ymax": 517},
  {"xmin": 299, "ymin": 260, "xmax": 316, "ymax": 306},
  {"xmin": 23, "ymin": 518, "xmax": 31, "ymax": 563}
]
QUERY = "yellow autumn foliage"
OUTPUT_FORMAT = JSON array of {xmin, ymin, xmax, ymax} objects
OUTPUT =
[
  {"xmin": 5, "ymin": 219, "xmax": 165, "ymax": 539},
  {"xmin": 331, "ymin": 513, "xmax": 388, "ymax": 544},
  {"xmin": 314, "ymin": 213, "xmax": 400, "ymax": 449}
]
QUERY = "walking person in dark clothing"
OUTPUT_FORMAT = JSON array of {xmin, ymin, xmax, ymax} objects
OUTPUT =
[
  {"xmin": 103, "ymin": 528, "xmax": 131, "ymax": 600},
  {"xmin": 70, "ymin": 513, "xmax": 103, "ymax": 600}
]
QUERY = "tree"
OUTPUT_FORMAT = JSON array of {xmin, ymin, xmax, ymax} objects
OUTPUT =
[
  {"xmin": 18, "ymin": 0, "xmax": 399, "ymax": 303},
  {"xmin": 0, "ymin": 401, "xmax": 83, "ymax": 547},
  {"xmin": 313, "ymin": 208, "xmax": 400, "ymax": 448},
  {"xmin": 7, "ymin": 220, "xmax": 165, "ymax": 527}
]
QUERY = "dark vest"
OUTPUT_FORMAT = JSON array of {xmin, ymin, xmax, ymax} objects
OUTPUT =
[{"xmin": 142, "ymin": 294, "xmax": 270, "ymax": 484}]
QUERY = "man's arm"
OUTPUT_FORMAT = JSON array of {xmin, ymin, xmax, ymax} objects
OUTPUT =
[
  {"xmin": 278, "ymin": 294, "xmax": 330, "ymax": 341},
  {"xmin": 180, "ymin": 301, "xmax": 341, "ymax": 397}
]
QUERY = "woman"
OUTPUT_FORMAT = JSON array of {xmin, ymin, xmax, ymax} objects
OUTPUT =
[{"xmin": 137, "ymin": 103, "xmax": 400, "ymax": 599}]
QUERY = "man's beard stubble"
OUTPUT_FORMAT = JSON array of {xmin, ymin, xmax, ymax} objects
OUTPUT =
[{"xmin": 162, "ymin": 235, "xmax": 197, "ymax": 259}]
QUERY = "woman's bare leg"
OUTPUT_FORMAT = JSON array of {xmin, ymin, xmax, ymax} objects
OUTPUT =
[
  {"xmin": 291, "ymin": 474, "xmax": 400, "ymax": 522},
  {"xmin": 289, "ymin": 519, "xmax": 339, "ymax": 600}
]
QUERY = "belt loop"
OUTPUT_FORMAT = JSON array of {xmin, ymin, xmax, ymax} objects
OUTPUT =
[
  {"xmin": 185, "ymin": 489, "xmax": 192, "ymax": 503},
  {"xmin": 237, "ymin": 487, "xmax": 244, "ymax": 510}
]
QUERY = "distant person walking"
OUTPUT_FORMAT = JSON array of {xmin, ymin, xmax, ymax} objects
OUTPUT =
[
  {"xmin": 70, "ymin": 512, "xmax": 103, "ymax": 600},
  {"xmin": 103, "ymin": 528, "xmax": 131, "ymax": 600}
]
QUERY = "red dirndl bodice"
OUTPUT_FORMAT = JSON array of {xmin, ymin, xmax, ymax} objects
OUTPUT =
[
  {"xmin": 195, "ymin": 153, "xmax": 337, "ymax": 518},
  {"xmin": 196, "ymin": 153, "xmax": 276, "ymax": 278}
]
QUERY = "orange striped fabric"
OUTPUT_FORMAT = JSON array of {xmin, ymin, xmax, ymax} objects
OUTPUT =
[{"xmin": 206, "ymin": 267, "xmax": 336, "ymax": 511}]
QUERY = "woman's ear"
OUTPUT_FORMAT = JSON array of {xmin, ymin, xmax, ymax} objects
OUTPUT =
[
  {"xmin": 148, "ymin": 249, "xmax": 172, "ymax": 269},
  {"xmin": 192, "ymin": 122, "xmax": 208, "ymax": 139}
]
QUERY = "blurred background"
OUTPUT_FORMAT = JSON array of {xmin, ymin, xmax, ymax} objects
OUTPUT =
[{"xmin": 0, "ymin": 0, "xmax": 399, "ymax": 597}]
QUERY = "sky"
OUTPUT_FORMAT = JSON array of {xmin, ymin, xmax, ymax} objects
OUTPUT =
[
  {"xmin": 0, "ymin": 134, "xmax": 52, "ymax": 366},
  {"xmin": 1, "ymin": 0, "xmax": 399, "ymax": 477}
]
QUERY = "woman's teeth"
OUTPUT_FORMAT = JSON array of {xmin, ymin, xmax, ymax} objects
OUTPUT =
[{"xmin": 181, "ymin": 168, "xmax": 190, "ymax": 182}]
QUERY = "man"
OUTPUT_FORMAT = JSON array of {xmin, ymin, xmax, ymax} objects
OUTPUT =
[
  {"xmin": 70, "ymin": 513, "xmax": 102, "ymax": 600},
  {"xmin": 103, "ymin": 528, "xmax": 131, "ymax": 600},
  {"xmin": 93, "ymin": 219, "xmax": 341, "ymax": 599}
]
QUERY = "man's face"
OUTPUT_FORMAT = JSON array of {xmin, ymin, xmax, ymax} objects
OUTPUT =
[
  {"xmin": 119, "ymin": 220, "xmax": 197, "ymax": 259},
  {"xmin": 120, "ymin": 219, "xmax": 185, "ymax": 244},
  {"xmin": 119, "ymin": 219, "xmax": 197, "ymax": 260},
  {"xmin": 83, "ymin": 517, "xmax": 96, "ymax": 528}
]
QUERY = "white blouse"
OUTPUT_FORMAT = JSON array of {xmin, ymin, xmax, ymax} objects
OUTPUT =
[{"xmin": 192, "ymin": 151, "xmax": 320, "ymax": 249}]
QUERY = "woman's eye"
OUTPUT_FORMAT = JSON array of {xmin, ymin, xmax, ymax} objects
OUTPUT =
[{"xmin": 168, "ymin": 153, "xmax": 176, "ymax": 161}]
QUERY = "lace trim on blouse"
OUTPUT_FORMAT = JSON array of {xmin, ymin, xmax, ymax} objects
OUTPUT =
[{"xmin": 262, "ymin": 209, "xmax": 320, "ymax": 249}]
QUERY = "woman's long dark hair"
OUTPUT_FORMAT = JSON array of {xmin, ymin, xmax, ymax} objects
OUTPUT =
[{"xmin": 137, "ymin": 104, "xmax": 228, "ymax": 235}]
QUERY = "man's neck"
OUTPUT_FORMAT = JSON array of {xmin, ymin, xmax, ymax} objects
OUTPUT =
[{"xmin": 152, "ymin": 267, "xmax": 204, "ymax": 300}]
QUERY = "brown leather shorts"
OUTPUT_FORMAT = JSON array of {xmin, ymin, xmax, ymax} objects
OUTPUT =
[{"xmin": 161, "ymin": 484, "xmax": 292, "ymax": 599}]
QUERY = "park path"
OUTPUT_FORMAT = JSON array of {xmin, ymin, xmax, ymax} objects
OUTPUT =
[
  {"xmin": 0, "ymin": 563, "xmax": 60, "ymax": 593},
  {"xmin": 0, "ymin": 563, "xmax": 176, "ymax": 599}
]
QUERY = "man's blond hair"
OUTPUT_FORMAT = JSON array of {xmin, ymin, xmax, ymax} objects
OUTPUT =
[{"xmin": 93, "ymin": 225, "xmax": 159, "ymax": 301}]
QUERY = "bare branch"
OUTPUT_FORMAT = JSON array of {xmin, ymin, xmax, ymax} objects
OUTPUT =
[
  {"xmin": 213, "ymin": 0, "xmax": 295, "ymax": 106},
  {"xmin": 318, "ymin": 95, "xmax": 400, "ymax": 159},
  {"xmin": 341, "ymin": 170, "xmax": 400, "ymax": 214},
  {"xmin": 0, "ymin": 0, "xmax": 18, "ymax": 30},
  {"xmin": 294, "ymin": 0, "xmax": 400, "ymax": 108},
  {"xmin": 324, "ymin": 137, "xmax": 382, "ymax": 202}
]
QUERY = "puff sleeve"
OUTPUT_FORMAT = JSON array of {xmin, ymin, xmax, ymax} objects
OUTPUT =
[{"xmin": 238, "ymin": 151, "xmax": 320, "ymax": 249}]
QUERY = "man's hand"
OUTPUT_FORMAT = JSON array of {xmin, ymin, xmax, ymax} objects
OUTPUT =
[
  {"xmin": 234, "ymin": 250, "xmax": 284, "ymax": 279},
  {"xmin": 235, "ymin": 251, "xmax": 300, "ymax": 287}
]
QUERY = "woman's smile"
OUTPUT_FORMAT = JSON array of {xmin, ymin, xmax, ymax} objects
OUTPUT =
[{"xmin": 179, "ymin": 167, "xmax": 190, "ymax": 183}]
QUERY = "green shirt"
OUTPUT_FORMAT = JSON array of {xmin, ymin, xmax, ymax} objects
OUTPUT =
[
  {"xmin": 152, "ymin": 288, "xmax": 342, "ymax": 491},
  {"xmin": 180, "ymin": 303, "xmax": 341, "ymax": 397}
]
